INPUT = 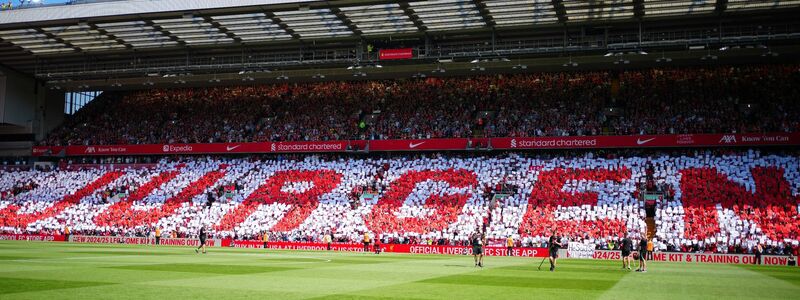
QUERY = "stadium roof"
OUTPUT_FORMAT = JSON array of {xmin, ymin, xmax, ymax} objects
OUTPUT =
[
  {"xmin": 0, "ymin": 0, "xmax": 798, "ymax": 84},
  {"xmin": 3, "ymin": 0, "xmax": 799, "ymax": 50}
]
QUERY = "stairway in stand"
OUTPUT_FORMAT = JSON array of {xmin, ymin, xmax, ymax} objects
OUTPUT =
[{"xmin": 646, "ymin": 217, "xmax": 656, "ymax": 240}]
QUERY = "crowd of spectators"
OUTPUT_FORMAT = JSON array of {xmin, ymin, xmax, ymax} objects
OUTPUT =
[
  {"xmin": 2, "ymin": 149, "xmax": 798, "ymax": 255},
  {"xmin": 43, "ymin": 64, "xmax": 800, "ymax": 146}
]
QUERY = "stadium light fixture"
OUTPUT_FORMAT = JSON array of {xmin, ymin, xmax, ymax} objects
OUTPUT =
[
  {"xmin": 512, "ymin": 64, "xmax": 527, "ymax": 70},
  {"xmin": 700, "ymin": 54, "xmax": 718, "ymax": 60},
  {"xmin": 638, "ymin": 50, "xmax": 648, "ymax": 55},
  {"xmin": 470, "ymin": 65, "xmax": 485, "ymax": 72},
  {"xmin": 761, "ymin": 50, "xmax": 779, "ymax": 57},
  {"xmin": 700, "ymin": 49, "xmax": 718, "ymax": 61},
  {"xmin": 562, "ymin": 57, "xmax": 578, "ymax": 67},
  {"xmin": 656, "ymin": 51, "xmax": 672, "ymax": 63},
  {"xmin": 312, "ymin": 73, "xmax": 326, "ymax": 79},
  {"xmin": 604, "ymin": 52, "xmax": 614, "ymax": 57},
  {"xmin": 470, "ymin": 58, "xmax": 480, "ymax": 64}
]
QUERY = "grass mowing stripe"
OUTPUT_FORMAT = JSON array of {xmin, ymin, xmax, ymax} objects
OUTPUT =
[
  {"xmin": 107, "ymin": 263, "xmax": 298, "ymax": 275},
  {"xmin": 0, "ymin": 277, "xmax": 113, "ymax": 295},
  {"xmin": 65, "ymin": 251, "xmax": 180, "ymax": 256},
  {"xmin": 734, "ymin": 264, "xmax": 800, "ymax": 287},
  {"xmin": 599, "ymin": 262, "xmax": 800, "ymax": 300},
  {"xmin": 0, "ymin": 255, "xmax": 36, "ymax": 260},
  {"xmin": 417, "ymin": 274, "xmax": 620, "ymax": 290}
]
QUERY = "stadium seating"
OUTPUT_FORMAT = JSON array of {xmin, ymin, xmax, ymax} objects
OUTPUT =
[
  {"xmin": 1, "ymin": 150, "xmax": 797, "ymax": 254},
  {"xmin": 42, "ymin": 64, "xmax": 800, "ymax": 146}
]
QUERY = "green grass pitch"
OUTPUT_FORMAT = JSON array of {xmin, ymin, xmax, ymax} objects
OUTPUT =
[{"xmin": 0, "ymin": 241, "xmax": 797, "ymax": 299}]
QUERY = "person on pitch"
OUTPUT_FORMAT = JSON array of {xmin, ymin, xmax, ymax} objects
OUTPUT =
[
  {"xmin": 637, "ymin": 235, "xmax": 648, "ymax": 272},
  {"xmin": 471, "ymin": 229, "xmax": 485, "ymax": 267},
  {"xmin": 363, "ymin": 232, "xmax": 371, "ymax": 253},
  {"xmin": 262, "ymin": 231, "xmax": 269, "ymax": 250},
  {"xmin": 754, "ymin": 243, "xmax": 763, "ymax": 265},
  {"xmin": 548, "ymin": 229, "xmax": 562, "ymax": 271},
  {"xmin": 323, "ymin": 232, "xmax": 332, "ymax": 251},
  {"xmin": 621, "ymin": 235, "xmax": 633, "ymax": 270},
  {"xmin": 506, "ymin": 235, "xmax": 514, "ymax": 256},
  {"xmin": 195, "ymin": 226, "xmax": 207, "ymax": 254}
]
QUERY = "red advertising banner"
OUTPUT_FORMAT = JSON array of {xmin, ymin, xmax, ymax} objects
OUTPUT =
[
  {"xmin": 379, "ymin": 48, "xmax": 413, "ymax": 60},
  {"xmin": 591, "ymin": 250, "xmax": 793, "ymax": 266},
  {"xmin": 31, "ymin": 133, "xmax": 800, "ymax": 157},
  {"xmin": 368, "ymin": 138, "xmax": 469, "ymax": 151},
  {"xmin": 32, "ymin": 146, "xmax": 64, "ymax": 156},
  {"xmin": 490, "ymin": 132, "xmax": 800, "ymax": 150},
  {"xmin": 0, "ymin": 233, "xmax": 65, "ymax": 242},
  {"xmin": 226, "ymin": 240, "xmax": 547, "ymax": 257},
  {"xmin": 388, "ymin": 244, "xmax": 548, "ymax": 257},
  {"xmin": 269, "ymin": 141, "xmax": 349, "ymax": 153},
  {"xmin": 70, "ymin": 235, "xmax": 220, "ymax": 247},
  {"xmin": 227, "ymin": 240, "xmax": 365, "ymax": 252},
  {"xmin": 65, "ymin": 143, "xmax": 265, "ymax": 156}
]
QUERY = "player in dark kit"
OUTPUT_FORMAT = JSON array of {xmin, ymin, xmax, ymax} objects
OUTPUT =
[
  {"xmin": 754, "ymin": 243, "xmax": 763, "ymax": 265},
  {"xmin": 471, "ymin": 230, "xmax": 485, "ymax": 267},
  {"xmin": 621, "ymin": 236, "xmax": 633, "ymax": 270},
  {"xmin": 195, "ymin": 226, "xmax": 207, "ymax": 254},
  {"xmin": 548, "ymin": 230, "xmax": 562, "ymax": 271},
  {"xmin": 637, "ymin": 236, "xmax": 648, "ymax": 272}
]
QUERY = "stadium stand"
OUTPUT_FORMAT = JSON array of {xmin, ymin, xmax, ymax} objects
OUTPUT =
[
  {"xmin": 1, "ymin": 149, "xmax": 798, "ymax": 255},
  {"xmin": 42, "ymin": 65, "xmax": 800, "ymax": 146}
]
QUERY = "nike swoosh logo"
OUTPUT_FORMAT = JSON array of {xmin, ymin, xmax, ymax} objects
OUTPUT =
[
  {"xmin": 636, "ymin": 138, "xmax": 655, "ymax": 145},
  {"xmin": 408, "ymin": 142, "xmax": 425, "ymax": 148},
  {"xmin": 226, "ymin": 145, "xmax": 241, "ymax": 151}
]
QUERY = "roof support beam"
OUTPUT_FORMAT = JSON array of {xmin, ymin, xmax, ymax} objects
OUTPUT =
[
  {"xmin": 264, "ymin": 12, "xmax": 301, "ymax": 40},
  {"xmin": 203, "ymin": 16, "xmax": 242, "ymax": 43},
  {"xmin": 398, "ymin": 1, "xmax": 426, "ymax": 33},
  {"xmin": 551, "ymin": 0, "xmax": 567, "ymax": 23},
  {"xmin": 633, "ymin": 0, "xmax": 644, "ymax": 19},
  {"xmin": 329, "ymin": 7, "xmax": 362, "ymax": 37},
  {"xmin": 34, "ymin": 28, "xmax": 80, "ymax": 53},
  {"xmin": 472, "ymin": 0, "xmax": 496, "ymax": 28},
  {"xmin": 715, "ymin": 0, "xmax": 728, "ymax": 13},
  {"xmin": 87, "ymin": 22, "xmax": 133, "ymax": 50},
  {"xmin": 145, "ymin": 20, "xmax": 187, "ymax": 47}
]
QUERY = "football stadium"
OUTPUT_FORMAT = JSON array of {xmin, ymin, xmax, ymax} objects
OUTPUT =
[{"xmin": 0, "ymin": 0, "xmax": 799, "ymax": 299}]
